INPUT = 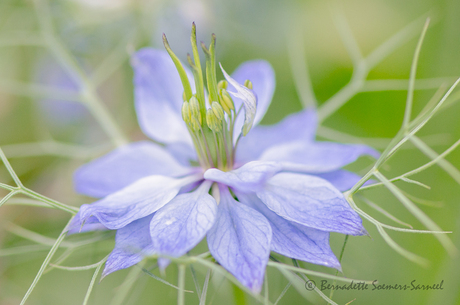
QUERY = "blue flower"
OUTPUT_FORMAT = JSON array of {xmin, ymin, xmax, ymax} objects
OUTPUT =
[{"xmin": 69, "ymin": 29, "xmax": 378, "ymax": 293}]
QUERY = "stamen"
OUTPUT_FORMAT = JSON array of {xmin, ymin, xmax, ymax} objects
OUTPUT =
[
  {"xmin": 166, "ymin": 24, "xmax": 258, "ymax": 171},
  {"xmin": 189, "ymin": 96, "xmax": 202, "ymax": 126},
  {"xmin": 244, "ymin": 79, "xmax": 253, "ymax": 90},
  {"xmin": 181, "ymin": 101, "xmax": 191, "ymax": 124},
  {"xmin": 211, "ymin": 102, "xmax": 224, "ymax": 121},
  {"xmin": 217, "ymin": 80, "xmax": 228, "ymax": 90},
  {"xmin": 219, "ymin": 88, "xmax": 234, "ymax": 115}
]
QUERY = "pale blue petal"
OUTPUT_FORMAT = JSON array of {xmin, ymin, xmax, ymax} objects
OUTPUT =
[
  {"xmin": 165, "ymin": 142, "xmax": 198, "ymax": 166},
  {"xmin": 236, "ymin": 109, "xmax": 317, "ymax": 164},
  {"xmin": 204, "ymin": 161, "xmax": 281, "ymax": 193},
  {"xmin": 207, "ymin": 186, "xmax": 271, "ymax": 293},
  {"xmin": 79, "ymin": 174, "xmax": 201, "ymax": 230},
  {"xmin": 229, "ymin": 60, "xmax": 275, "ymax": 128},
  {"xmin": 67, "ymin": 214, "xmax": 107, "ymax": 234},
  {"xmin": 132, "ymin": 48, "xmax": 194, "ymax": 146},
  {"xmin": 236, "ymin": 192, "xmax": 341, "ymax": 270},
  {"xmin": 74, "ymin": 141, "xmax": 195, "ymax": 198},
  {"xmin": 316, "ymin": 170, "xmax": 364, "ymax": 192},
  {"xmin": 149, "ymin": 181, "xmax": 216, "ymax": 257},
  {"xmin": 256, "ymin": 173, "xmax": 366, "ymax": 235},
  {"xmin": 260, "ymin": 141, "xmax": 380, "ymax": 173},
  {"xmin": 103, "ymin": 215, "xmax": 153, "ymax": 277},
  {"xmin": 220, "ymin": 63, "xmax": 257, "ymax": 136}
]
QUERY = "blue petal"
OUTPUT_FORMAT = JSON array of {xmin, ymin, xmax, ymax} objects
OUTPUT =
[
  {"xmin": 67, "ymin": 214, "xmax": 107, "ymax": 234},
  {"xmin": 260, "ymin": 141, "xmax": 380, "ymax": 173},
  {"xmin": 132, "ymin": 48, "xmax": 194, "ymax": 146},
  {"xmin": 79, "ymin": 174, "xmax": 201, "ymax": 230},
  {"xmin": 229, "ymin": 60, "xmax": 275, "ymax": 129},
  {"xmin": 165, "ymin": 142, "xmax": 198, "ymax": 166},
  {"xmin": 149, "ymin": 181, "xmax": 217, "ymax": 257},
  {"xmin": 236, "ymin": 192, "xmax": 341, "ymax": 270},
  {"xmin": 74, "ymin": 141, "xmax": 194, "ymax": 198},
  {"xmin": 204, "ymin": 161, "xmax": 281, "ymax": 193},
  {"xmin": 207, "ymin": 186, "xmax": 272, "ymax": 293},
  {"xmin": 236, "ymin": 109, "xmax": 317, "ymax": 163},
  {"xmin": 316, "ymin": 170, "xmax": 364, "ymax": 192},
  {"xmin": 103, "ymin": 215, "xmax": 153, "ymax": 277},
  {"xmin": 256, "ymin": 173, "xmax": 366, "ymax": 235},
  {"xmin": 220, "ymin": 63, "xmax": 257, "ymax": 136}
]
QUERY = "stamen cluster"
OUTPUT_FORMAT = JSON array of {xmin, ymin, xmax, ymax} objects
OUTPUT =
[{"xmin": 163, "ymin": 23, "xmax": 253, "ymax": 171}]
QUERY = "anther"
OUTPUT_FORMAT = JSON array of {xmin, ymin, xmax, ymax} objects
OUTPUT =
[{"xmin": 244, "ymin": 79, "xmax": 253, "ymax": 90}]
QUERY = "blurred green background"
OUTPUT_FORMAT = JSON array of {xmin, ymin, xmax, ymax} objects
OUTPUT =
[{"xmin": 1, "ymin": 0, "xmax": 460, "ymax": 304}]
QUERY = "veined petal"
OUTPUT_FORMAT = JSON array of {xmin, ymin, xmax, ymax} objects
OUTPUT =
[
  {"xmin": 256, "ymin": 173, "xmax": 366, "ymax": 235},
  {"xmin": 79, "ymin": 174, "xmax": 202, "ymax": 230},
  {"xmin": 132, "ymin": 48, "xmax": 194, "ymax": 146},
  {"xmin": 103, "ymin": 215, "xmax": 153, "ymax": 277},
  {"xmin": 236, "ymin": 109, "xmax": 317, "ymax": 164},
  {"xmin": 260, "ymin": 141, "xmax": 379, "ymax": 173},
  {"xmin": 207, "ymin": 186, "xmax": 271, "ymax": 293},
  {"xmin": 74, "ymin": 141, "xmax": 194, "ymax": 198},
  {"xmin": 236, "ymin": 192, "xmax": 341, "ymax": 270},
  {"xmin": 220, "ymin": 63, "xmax": 257, "ymax": 136},
  {"xmin": 149, "ymin": 181, "xmax": 217, "ymax": 257},
  {"xmin": 229, "ymin": 60, "xmax": 275, "ymax": 126},
  {"xmin": 204, "ymin": 161, "xmax": 281, "ymax": 193}
]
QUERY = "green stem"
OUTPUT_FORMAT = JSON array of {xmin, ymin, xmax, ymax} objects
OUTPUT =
[
  {"xmin": 328, "ymin": 235, "xmax": 349, "ymax": 302},
  {"xmin": 178, "ymin": 264, "xmax": 186, "ymax": 305}
]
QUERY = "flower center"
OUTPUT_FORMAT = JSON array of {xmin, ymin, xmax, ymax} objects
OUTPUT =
[{"xmin": 163, "ymin": 24, "xmax": 254, "ymax": 171}]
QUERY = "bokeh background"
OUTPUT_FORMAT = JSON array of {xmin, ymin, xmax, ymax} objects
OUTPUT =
[{"xmin": 1, "ymin": 0, "xmax": 460, "ymax": 304}]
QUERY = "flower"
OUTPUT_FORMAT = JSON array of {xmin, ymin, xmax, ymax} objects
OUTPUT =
[{"xmin": 69, "ymin": 26, "xmax": 379, "ymax": 293}]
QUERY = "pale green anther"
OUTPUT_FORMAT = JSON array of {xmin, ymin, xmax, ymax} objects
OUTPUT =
[
  {"xmin": 217, "ymin": 80, "xmax": 228, "ymax": 90},
  {"xmin": 189, "ymin": 96, "xmax": 200, "ymax": 116},
  {"xmin": 206, "ymin": 108, "xmax": 221, "ymax": 132},
  {"xmin": 191, "ymin": 116, "xmax": 201, "ymax": 131},
  {"xmin": 189, "ymin": 96, "xmax": 202, "ymax": 125},
  {"xmin": 220, "ymin": 88, "xmax": 235, "ymax": 113},
  {"xmin": 206, "ymin": 108, "xmax": 214, "ymax": 131},
  {"xmin": 244, "ymin": 79, "xmax": 253, "ymax": 90},
  {"xmin": 218, "ymin": 95, "xmax": 231, "ymax": 115},
  {"xmin": 162, "ymin": 34, "xmax": 193, "ymax": 101},
  {"xmin": 211, "ymin": 102, "xmax": 224, "ymax": 121},
  {"xmin": 181, "ymin": 101, "xmax": 191, "ymax": 124}
]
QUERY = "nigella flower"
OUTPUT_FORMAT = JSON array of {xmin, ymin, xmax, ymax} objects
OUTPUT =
[{"xmin": 69, "ymin": 25, "xmax": 378, "ymax": 293}]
